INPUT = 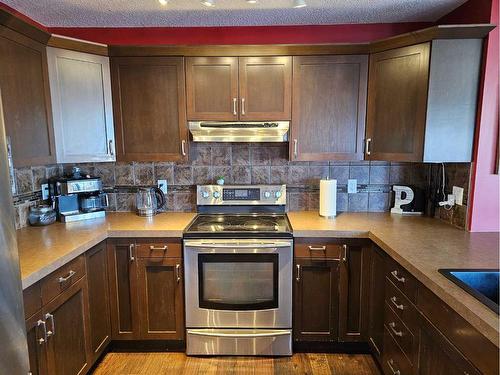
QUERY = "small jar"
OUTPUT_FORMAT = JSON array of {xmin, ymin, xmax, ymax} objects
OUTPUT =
[{"xmin": 28, "ymin": 205, "xmax": 57, "ymax": 226}]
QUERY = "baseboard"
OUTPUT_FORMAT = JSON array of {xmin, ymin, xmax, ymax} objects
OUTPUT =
[
  {"xmin": 109, "ymin": 340, "xmax": 186, "ymax": 352},
  {"xmin": 293, "ymin": 341, "xmax": 371, "ymax": 353}
]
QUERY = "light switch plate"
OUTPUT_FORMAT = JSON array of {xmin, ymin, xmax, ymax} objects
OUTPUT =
[
  {"xmin": 453, "ymin": 186, "xmax": 464, "ymax": 205},
  {"xmin": 157, "ymin": 180, "xmax": 168, "ymax": 194},
  {"xmin": 348, "ymin": 179, "xmax": 358, "ymax": 194},
  {"xmin": 41, "ymin": 183, "xmax": 49, "ymax": 200}
]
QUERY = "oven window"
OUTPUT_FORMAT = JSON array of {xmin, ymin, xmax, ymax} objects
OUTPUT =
[{"xmin": 198, "ymin": 253, "xmax": 279, "ymax": 311}]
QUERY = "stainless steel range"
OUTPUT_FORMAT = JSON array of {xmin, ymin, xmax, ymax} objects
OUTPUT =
[{"xmin": 183, "ymin": 184, "xmax": 293, "ymax": 356}]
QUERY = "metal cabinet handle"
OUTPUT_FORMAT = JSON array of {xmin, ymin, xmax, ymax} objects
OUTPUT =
[
  {"xmin": 390, "ymin": 296, "xmax": 404, "ymax": 311},
  {"xmin": 150, "ymin": 245, "xmax": 168, "ymax": 251},
  {"xmin": 58, "ymin": 270, "xmax": 76, "ymax": 284},
  {"xmin": 308, "ymin": 245, "xmax": 326, "ymax": 251},
  {"xmin": 44, "ymin": 313, "xmax": 55, "ymax": 338},
  {"xmin": 129, "ymin": 244, "xmax": 135, "ymax": 261},
  {"xmin": 342, "ymin": 244, "xmax": 348, "ymax": 263},
  {"xmin": 57, "ymin": 270, "xmax": 76, "ymax": 284},
  {"xmin": 296, "ymin": 264, "xmax": 301, "ymax": 282},
  {"xmin": 391, "ymin": 270, "xmax": 405, "ymax": 283},
  {"xmin": 108, "ymin": 139, "xmax": 114, "ymax": 156},
  {"xmin": 241, "ymin": 98, "xmax": 246, "ymax": 115},
  {"xmin": 176, "ymin": 264, "xmax": 181, "ymax": 283},
  {"xmin": 389, "ymin": 322, "xmax": 403, "ymax": 337},
  {"xmin": 387, "ymin": 359, "xmax": 401, "ymax": 375},
  {"xmin": 181, "ymin": 140, "xmax": 187, "ymax": 156},
  {"xmin": 293, "ymin": 139, "xmax": 298, "ymax": 158},
  {"xmin": 37, "ymin": 320, "xmax": 47, "ymax": 345},
  {"xmin": 233, "ymin": 98, "xmax": 237, "ymax": 115},
  {"xmin": 365, "ymin": 138, "xmax": 372, "ymax": 156}
]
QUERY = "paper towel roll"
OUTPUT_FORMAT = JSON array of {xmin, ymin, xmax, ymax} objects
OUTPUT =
[{"xmin": 319, "ymin": 179, "xmax": 337, "ymax": 218}]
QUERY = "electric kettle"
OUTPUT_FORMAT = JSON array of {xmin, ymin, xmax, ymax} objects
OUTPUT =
[{"xmin": 136, "ymin": 187, "xmax": 166, "ymax": 217}]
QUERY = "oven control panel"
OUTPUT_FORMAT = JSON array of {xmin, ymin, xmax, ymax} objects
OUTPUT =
[{"xmin": 197, "ymin": 185, "xmax": 286, "ymax": 206}]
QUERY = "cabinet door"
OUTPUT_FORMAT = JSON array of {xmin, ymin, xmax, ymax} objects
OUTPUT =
[
  {"xmin": 47, "ymin": 47, "xmax": 115, "ymax": 163},
  {"xmin": 0, "ymin": 28, "xmax": 55, "ymax": 167},
  {"xmin": 111, "ymin": 57, "xmax": 188, "ymax": 162},
  {"xmin": 291, "ymin": 55, "xmax": 368, "ymax": 161},
  {"xmin": 26, "ymin": 312, "xmax": 48, "ymax": 375},
  {"xmin": 239, "ymin": 56, "xmax": 292, "ymax": 120},
  {"xmin": 366, "ymin": 43, "xmax": 430, "ymax": 161},
  {"xmin": 86, "ymin": 242, "xmax": 111, "ymax": 361},
  {"xmin": 293, "ymin": 259, "xmax": 339, "ymax": 342},
  {"xmin": 43, "ymin": 278, "xmax": 91, "ymax": 375},
  {"xmin": 417, "ymin": 314, "xmax": 481, "ymax": 375},
  {"xmin": 186, "ymin": 57, "xmax": 238, "ymax": 121},
  {"xmin": 367, "ymin": 245, "xmax": 386, "ymax": 360},
  {"xmin": 338, "ymin": 244, "xmax": 370, "ymax": 342},
  {"xmin": 137, "ymin": 257, "xmax": 184, "ymax": 340},
  {"xmin": 107, "ymin": 240, "xmax": 139, "ymax": 340}
]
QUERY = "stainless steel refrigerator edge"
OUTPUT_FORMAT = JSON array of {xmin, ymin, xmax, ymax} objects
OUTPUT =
[{"xmin": 0, "ymin": 89, "xmax": 30, "ymax": 374}]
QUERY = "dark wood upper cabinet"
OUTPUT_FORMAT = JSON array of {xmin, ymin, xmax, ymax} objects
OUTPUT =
[
  {"xmin": 365, "ymin": 43, "xmax": 430, "ymax": 162},
  {"xmin": 186, "ymin": 56, "xmax": 239, "ymax": 121},
  {"xmin": 107, "ymin": 239, "xmax": 139, "ymax": 340},
  {"xmin": 239, "ymin": 56, "xmax": 291, "ymax": 120},
  {"xmin": 86, "ymin": 242, "xmax": 111, "ymax": 361},
  {"xmin": 111, "ymin": 56, "xmax": 188, "ymax": 162},
  {"xmin": 0, "ymin": 27, "xmax": 55, "ymax": 167},
  {"xmin": 43, "ymin": 278, "xmax": 91, "ymax": 375},
  {"xmin": 367, "ymin": 245, "xmax": 386, "ymax": 361},
  {"xmin": 293, "ymin": 258, "xmax": 339, "ymax": 342},
  {"xmin": 136, "ymin": 257, "xmax": 184, "ymax": 340},
  {"xmin": 291, "ymin": 55, "xmax": 368, "ymax": 161},
  {"xmin": 338, "ymin": 243, "xmax": 370, "ymax": 342}
]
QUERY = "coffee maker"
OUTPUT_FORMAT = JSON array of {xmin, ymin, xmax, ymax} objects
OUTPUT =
[{"xmin": 49, "ymin": 167, "xmax": 109, "ymax": 222}]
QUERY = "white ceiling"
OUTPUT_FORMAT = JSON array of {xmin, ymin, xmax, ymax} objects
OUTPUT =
[{"xmin": 3, "ymin": 0, "xmax": 466, "ymax": 27}]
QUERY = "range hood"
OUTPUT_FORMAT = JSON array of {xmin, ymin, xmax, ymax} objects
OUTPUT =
[{"xmin": 189, "ymin": 121, "xmax": 289, "ymax": 143}]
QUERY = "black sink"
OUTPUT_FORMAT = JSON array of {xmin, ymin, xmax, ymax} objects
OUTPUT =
[{"xmin": 438, "ymin": 269, "xmax": 499, "ymax": 314}]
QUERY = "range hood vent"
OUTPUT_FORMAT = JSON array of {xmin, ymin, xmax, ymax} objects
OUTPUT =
[{"xmin": 189, "ymin": 121, "xmax": 289, "ymax": 143}]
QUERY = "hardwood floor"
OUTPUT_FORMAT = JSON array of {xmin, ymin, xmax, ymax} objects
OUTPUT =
[{"xmin": 91, "ymin": 352, "xmax": 380, "ymax": 374}]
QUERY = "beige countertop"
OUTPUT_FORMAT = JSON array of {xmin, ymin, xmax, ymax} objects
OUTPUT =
[
  {"xmin": 287, "ymin": 211, "xmax": 500, "ymax": 347},
  {"xmin": 17, "ymin": 211, "xmax": 499, "ymax": 347}
]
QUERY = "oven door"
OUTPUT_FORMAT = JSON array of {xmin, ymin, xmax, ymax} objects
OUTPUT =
[{"xmin": 184, "ymin": 239, "xmax": 293, "ymax": 328}]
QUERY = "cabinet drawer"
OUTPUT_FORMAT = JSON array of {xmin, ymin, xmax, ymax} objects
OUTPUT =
[
  {"xmin": 135, "ymin": 240, "xmax": 182, "ymax": 258},
  {"xmin": 23, "ymin": 283, "xmax": 41, "ymax": 319},
  {"xmin": 41, "ymin": 255, "xmax": 85, "ymax": 304},
  {"xmin": 382, "ymin": 327, "xmax": 413, "ymax": 375},
  {"xmin": 295, "ymin": 243, "xmax": 342, "ymax": 259},
  {"xmin": 385, "ymin": 258, "xmax": 418, "ymax": 302},
  {"xmin": 385, "ymin": 278, "xmax": 418, "ymax": 332},
  {"xmin": 384, "ymin": 302, "xmax": 415, "ymax": 365}
]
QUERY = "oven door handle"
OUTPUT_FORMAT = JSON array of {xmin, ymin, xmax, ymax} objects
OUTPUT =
[
  {"xmin": 187, "ymin": 329, "xmax": 291, "ymax": 338},
  {"xmin": 184, "ymin": 241, "xmax": 292, "ymax": 249}
]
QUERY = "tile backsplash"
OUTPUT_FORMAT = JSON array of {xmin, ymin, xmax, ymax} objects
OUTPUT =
[{"xmin": 11, "ymin": 143, "xmax": 470, "ymax": 230}]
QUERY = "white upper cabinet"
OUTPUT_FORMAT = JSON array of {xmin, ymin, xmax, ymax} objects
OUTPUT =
[{"xmin": 47, "ymin": 47, "xmax": 115, "ymax": 163}]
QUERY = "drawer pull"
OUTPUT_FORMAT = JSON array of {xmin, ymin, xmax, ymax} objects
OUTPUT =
[
  {"xmin": 308, "ymin": 245, "xmax": 326, "ymax": 251},
  {"xmin": 44, "ymin": 313, "xmax": 55, "ymax": 338},
  {"xmin": 387, "ymin": 359, "xmax": 401, "ymax": 375},
  {"xmin": 390, "ymin": 296, "xmax": 404, "ymax": 311},
  {"xmin": 176, "ymin": 264, "xmax": 181, "ymax": 283},
  {"xmin": 129, "ymin": 244, "xmax": 135, "ymax": 261},
  {"xmin": 57, "ymin": 270, "xmax": 76, "ymax": 284},
  {"xmin": 37, "ymin": 320, "xmax": 47, "ymax": 345},
  {"xmin": 150, "ymin": 245, "xmax": 168, "ymax": 251},
  {"xmin": 389, "ymin": 322, "xmax": 403, "ymax": 337},
  {"xmin": 391, "ymin": 270, "xmax": 406, "ymax": 283},
  {"xmin": 296, "ymin": 264, "xmax": 301, "ymax": 282}
]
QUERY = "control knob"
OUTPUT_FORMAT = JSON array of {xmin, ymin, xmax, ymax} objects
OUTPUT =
[
  {"xmin": 275, "ymin": 191, "xmax": 282, "ymax": 198},
  {"xmin": 213, "ymin": 191, "xmax": 221, "ymax": 199},
  {"xmin": 264, "ymin": 191, "xmax": 271, "ymax": 199},
  {"xmin": 201, "ymin": 191, "xmax": 209, "ymax": 199}
]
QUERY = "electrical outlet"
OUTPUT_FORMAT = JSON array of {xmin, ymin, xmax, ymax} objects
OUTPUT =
[
  {"xmin": 157, "ymin": 180, "xmax": 168, "ymax": 194},
  {"xmin": 41, "ymin": 183, "xmax": 49, "ymax": 200},
  {"xmin": 453, "ymin": 186, "xmax": 464, "ymax": 205},
  {"xmin": 347, "ymin": 179, "xmax": 357, "ymax": 194}
]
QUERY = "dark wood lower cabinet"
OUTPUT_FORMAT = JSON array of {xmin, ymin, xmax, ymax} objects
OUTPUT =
[
  {"xmin": 136, "ymin": 257, "xmax": 184, "ymax": 340},
  {"xmin": 43, "ymin": 277, "xmax": 91, "ymax": 375},
  {"xmin": 86, "ymin": 242, "xmax": 111, "ymax": 360},
  {"xmin": 367, "ymin": 245, "xmax": 386, "ymax": 360},
  {"xmin": 293, "ymin": 258, "xmax": 339, "ymax": 342}
]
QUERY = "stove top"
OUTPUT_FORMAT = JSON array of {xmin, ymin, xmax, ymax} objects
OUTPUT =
[{"xmin": 184, "ymin": 214, "xmax": 293, "ymax": 238}]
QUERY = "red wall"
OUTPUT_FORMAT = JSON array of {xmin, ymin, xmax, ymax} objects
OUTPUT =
[{"xmin": 49, "ymin": 23, "xmax": 431, "ymax": 45}]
